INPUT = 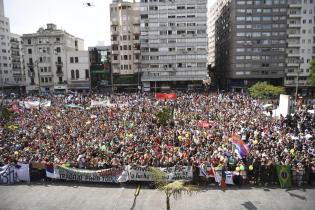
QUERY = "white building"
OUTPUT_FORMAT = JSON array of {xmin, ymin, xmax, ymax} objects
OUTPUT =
[
  {"xmin": 21, "ymin": 23, "xmax": 84, "ymax": 93},
  {"xmin": 0, "ymin": 0, "xmax": 16, "ymax": 92},
  {"xmin": 10, "ymin": 33, "xmax": 26, "ymax": 90},
  {"xmin": 285, "ymin": 0, "xmax": 315, "ymax": 96},
  {"xmin": 110, "ymin": 0, "xmax": 141, "ymax": 91},
  {"xmin": 140, "ymin": 0, "xmax": 208, "ymax": 91},
  {"xmin": 66, "ymin": 51, "xmax": 90, "ymax": 91},
  {"xmin": 207, "ymin": 0, "xmax": 230, "ymax": 67}
]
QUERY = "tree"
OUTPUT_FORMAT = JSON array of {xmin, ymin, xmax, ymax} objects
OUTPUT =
[
  {"xmin": 249, "ymin": 82, "xmax": 285, "ymax": 99},
  {"xmin": 309, "ymin": 59, "xmax": 315, "ymax": 86},
  {"xmin": 155, "ymin": 108, "xmax": 173, "ymax": 126},
  {"xmin": 149, "ymin": 167, "xmax": 200, "ymax": 210}
]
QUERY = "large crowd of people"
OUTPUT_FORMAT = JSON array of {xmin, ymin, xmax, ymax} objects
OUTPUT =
[{"xmin": 1, "ymin": 92, "xmax": 315, "ymax": 184}]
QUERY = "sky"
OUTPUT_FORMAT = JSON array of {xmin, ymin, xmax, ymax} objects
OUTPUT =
[{"xmin": 4, "ymin": 0, "xmax": 216, "ymax": 50}]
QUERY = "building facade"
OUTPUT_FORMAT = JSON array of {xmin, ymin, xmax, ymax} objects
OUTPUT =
[
  {"xmin": 88, "ymin": 46, "xmax": 112, "ymax": 91},
  {"xmin": 0, "ymin": 0, "xmax": 23, "ymax": 93},
  {"xmin": 207, "ymin": 0, "xmax": 230, "ymax": 67},
  {"xmin": 110, "ymin": 0, "xmax": 141, "ymax": 92},
  {"xmin": 10, "ymin": 33, "xmax": 26, "ymax": 93},
  {"xmin": 66, "ymin": 51, "xmax": 90, "ymax": 92},
  {"xmin": 139, "ymin": 0, "xmax": 208, "ymax": 91},
  {"xmin": 215, "ymin": 0, "xmax": 288, "ymax": 90},
  {"xmin": 22, "ymin": 23, "xmax": 84, "ymax": 93},
  {"xmin": 285, "ymin": 0, "xmax": 315, "ymax": 96}
]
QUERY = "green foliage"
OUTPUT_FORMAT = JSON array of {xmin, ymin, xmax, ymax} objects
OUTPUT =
[
  {"xmin": 156, "ymin": 108, "xmax": 172, "ymax": 126},
  {"xmin": 309, "ymin": 59, "xmax": 315, "ymax": 86},
  {"xmin": 149, "ymin": 167, "xmax": 200, "ymax": 210},
  {"xmin": 0, "ymin": 107, "xmax": 15, "ymax": 122},
  {"xmin": 249, "ymin": 82, "xmax": 285, "ymax": 99}
]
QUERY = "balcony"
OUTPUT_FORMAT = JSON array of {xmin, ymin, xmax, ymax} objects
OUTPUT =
[
  {"xmin": 288, "ymin": 0, "xmax": 302, "ymax": 7},
  {"xmin": 288, "ymin": 23, "xmax": 301, "ymax": 28},
  {"xmin": 288, "ymin": 33, "xmax": 300, "ymax": 37},
  {"xmin": 287, "ymin": 42, "xmax": 300, "ymax": 47},
  {"xmin": 56, "ymin": 70, "xmax": 64, "ymax": 76},
  {"xmin": 55, "ymin": 61, "xmax": 63, "ymax": 66}
]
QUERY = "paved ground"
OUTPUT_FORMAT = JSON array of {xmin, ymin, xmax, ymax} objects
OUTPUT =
[{"xmin": 0, "ymin": 183, "xmax": 314, "ymax": 210}]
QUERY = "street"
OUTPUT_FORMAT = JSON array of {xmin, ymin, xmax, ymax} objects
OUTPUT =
[{"xmin": 0, "ymin": 183, "xmax": 314, "ymax": 210}]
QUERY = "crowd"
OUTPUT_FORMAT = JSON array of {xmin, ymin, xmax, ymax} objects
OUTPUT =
[{"xmin": 0, "ymin": 92, "xmax": 315, "ymax": 184}]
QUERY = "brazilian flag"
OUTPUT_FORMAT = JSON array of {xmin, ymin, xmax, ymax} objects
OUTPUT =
[{"xmin": 276, "ymin": 165, "xmax": 292, "ymax": 188}]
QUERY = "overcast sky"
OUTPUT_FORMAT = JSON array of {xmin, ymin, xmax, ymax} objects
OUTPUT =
[{"xmin": 4, "ymin": 0, "xmax": 215, "ymax": 50}]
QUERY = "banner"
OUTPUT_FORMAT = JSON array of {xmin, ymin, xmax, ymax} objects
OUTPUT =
[
  {"xmin": 46, "ymin": 165, "xmax": 128, "ymax": 183},
  {"xmin": 90, "ymin": 100, "xmax": 110, "ymax": 107},
  {"xmin": 276, "ymin": 165, "xmax": 292, "ymax": 188},
  {"xmin": 19, "ymin": 100, "xmax": 51, "ymax": 109},
  {"xmin": 155, "ymin": 93, "xmax": 177, "ymax": 100},
  {"xmin": 0, "ymin": 163, "xmax": 30, "ymax": 184},
  {"xmin": 128, "ymin": 165, "xmax": 193, "ymax": 181}
]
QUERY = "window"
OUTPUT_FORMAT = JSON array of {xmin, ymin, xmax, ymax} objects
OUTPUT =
[
  {"xmin": 28, "ymin": 49, "xmax": 32, "ymax": 54},
  {"xmin": 76, "ymin": 70, "xmax": 79, "ymax": 79},
  {"xmin": 75, "ymin": 57, "xmax": 78, "ymax": 63},
  {"xmin": 28, "ymin": 39, "xmax": 31, "ymax": 44},
  {"xmin": 71, "ymin": 70, "xmax": 75, "ymax": 79},
  {"xmin": 85, "ymin": 69, "xmax": 89, "ymax": 79},
  {"xmin": 70, "ymin": 57, "xmax": 74, "ymax": 63}
]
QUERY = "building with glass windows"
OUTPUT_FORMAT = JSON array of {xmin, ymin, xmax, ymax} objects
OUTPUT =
[
  {"xmin": 215, "ymin": 0, "xmax": 287, "ymax": 90},
  {"xmin": 285, "ymin": 0, "xmax": 315, "ymax": 96},
  {"xmin": 139, "ymin": 0, "xmax": 208, "ymax": 91},
  {"xmin": 110, "ymin": 0, "xmax": 141, "ymax": 92},
  {"xmin": 88, "ymin": 46, "xmax": 112, "ymax": 91}
]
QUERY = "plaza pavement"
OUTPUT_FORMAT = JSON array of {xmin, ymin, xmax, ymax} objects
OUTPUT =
[{"xmin": 0, "ymin": 183, "xmax": 314, "ymax": 210}]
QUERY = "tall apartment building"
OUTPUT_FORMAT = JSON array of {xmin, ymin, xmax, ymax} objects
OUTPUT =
[
  {"xmin": 0, "ymin": 0, "xmax": 24, "ymax": 93},
  {"xmin": 215, "ymin": 0, "xmax": 287, "ymax": 90},
  {"xmin": 285, "ymin": 0, "xmax": 315, "ymax": 96},
  {"xmin": 110, "ymin": 0, "xmax": 141, "ymax": 92},
  {"xmin": 140, "ymin": 0, "xmax": 208, "ymax": 91},
  {"xmin": 88, "ymin": 46, "xmax": 111, "ymax": 91},
  {"xmin": 22, "ymin": 23, "xmax": 84, "ymax": 94},
  {"xmin": 10, "ymin": 33, "xmax": 26, "ymax": 92},
  {"xmin": 208, "ymin": 0, "xmax": 230, "ymax": 67}
]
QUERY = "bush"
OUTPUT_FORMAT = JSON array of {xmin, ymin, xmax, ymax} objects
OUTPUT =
[{"xmin": 249, "ymin": 82, "xmax": 285, "ymax": 99}]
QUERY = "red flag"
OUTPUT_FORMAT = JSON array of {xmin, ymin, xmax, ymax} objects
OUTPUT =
[
  {"xmin": 197, "ymin": 120, "xmax": 210, "ymax": 128},
  {"xmin": 220, "ymin": 179, "xmax": 227, "ymax": 191},
  {"xmin": 155, "ymin": 93, "xmax": 177, "ymax": 100}
]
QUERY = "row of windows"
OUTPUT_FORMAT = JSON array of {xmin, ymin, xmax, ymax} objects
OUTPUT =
[
  {"xmin": 70, "ymin": 69, "xmax": 89, "ymax": 79},
  {"xmin": 236, "ymin": 55, "xmax": 285, "ymax": 61},
  {"xmin": 236, "ymin": 16, "xmax": 286, "ymax": 21},
  {"xmin": 141, "ymin": 22, "xmax": 206, "ymax": 27},
  {"xmin": 235, "ymin": 63, "xmax": 284, "ymax": 68},
  {"xmin": 236, "ymin": 32, "xmax": 286, "ymax": 37},
  {"xmin": 141, "ymin": 14, "xmax": 205, "ymax": 20},
  {"xmin": 236, "ymin": 24, "xmax": 286, "ymax": 29},
  {"xmin": 237, "ymin": 8, "xmax": 286, "ymax": 13},
  {"xmin": 142, "ymin": 38, "xmax": 207, "ymax": 43},
  {"xmin": 40, "ymin": 77, "xmax": 52, "ymax": 84},
  {"xmin": 70, "ymin": 57, "xmax": 79, "ymax": 63},
  {"xmin": 141, "ymin": 54, "xmax": 207, "ymax": 60},
  {"xmin": 237, "ymin": 0, "xmax": 285, "ymax": 5},
  {"xmin": 112, "ymin": 35, "xmax": 139, "ymax": 41},
  {"xmin": 148, "ymin": 63, "xmax": 206, "ymax": 68}
]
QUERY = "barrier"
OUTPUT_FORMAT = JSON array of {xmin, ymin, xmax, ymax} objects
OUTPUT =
[{"xmin": 1, "ymin": 162, "xmax": 315, "ymax": 187}]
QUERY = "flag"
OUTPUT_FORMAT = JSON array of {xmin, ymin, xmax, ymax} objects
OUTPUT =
[
  {"xmin": 45, "ymin": 164, "xmax": 58, "ymax": 179},
  {"xmin": 155, "ymin": 93, "xmax": 177, "ymax": 100},
  {"xmin": 276, "ymin": 165, "xmax": 292, "ymax": 188},
  {"xmin": 231, "ymin": 134, "xmax": 250, "ymax": 158},
  {"xmin": 197, "ymin": 120, "xmax": 210, "ymax": 128}
]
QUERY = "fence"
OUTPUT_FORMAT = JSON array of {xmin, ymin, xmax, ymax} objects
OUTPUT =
[{"xmin": 1, "ymin": 162, "xmax": 315, "ymax": 187}]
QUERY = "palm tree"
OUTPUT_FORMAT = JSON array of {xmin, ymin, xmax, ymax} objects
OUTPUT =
[{"xmin": 149, "ymin": 167, "xmax": 200, "ymax": 210}]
